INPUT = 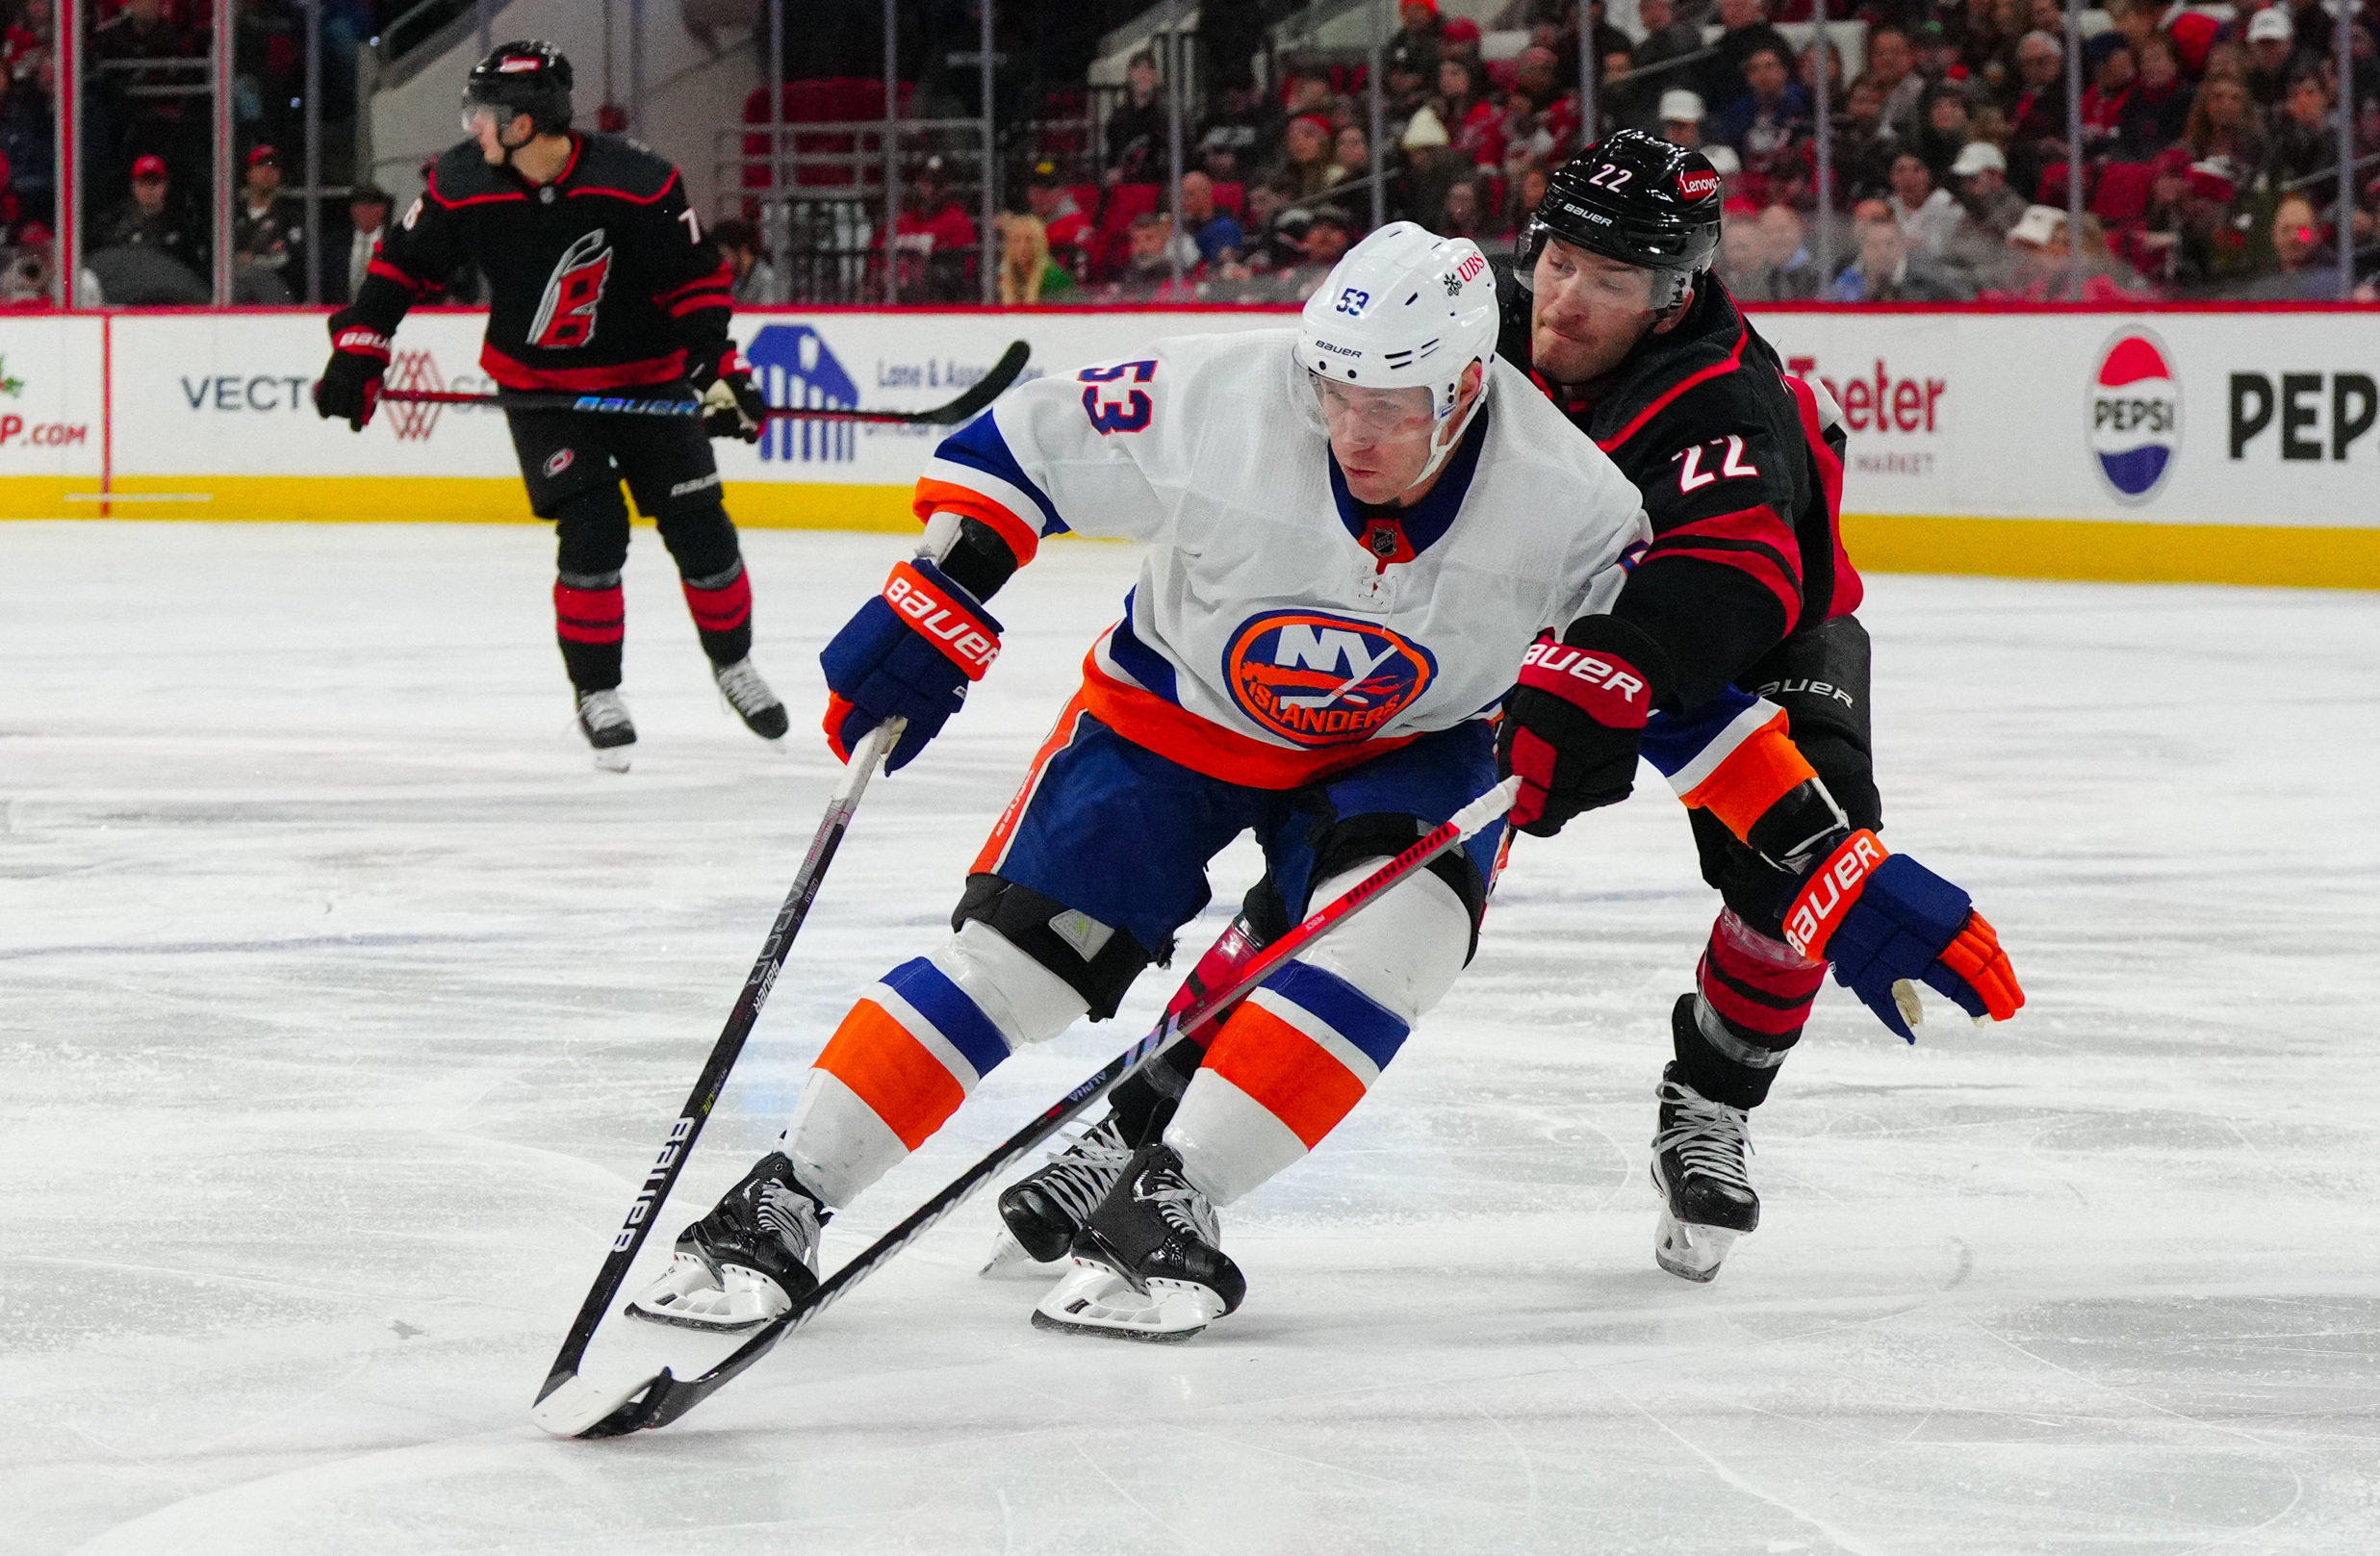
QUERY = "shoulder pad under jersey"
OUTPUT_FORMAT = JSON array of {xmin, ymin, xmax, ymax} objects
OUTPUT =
[
  {"xmin": 422, "ymin": 140, "xmax": 518, "ymax": 206},
  {"xmin": 566, "ymin": 134, "xmax": 680, "ymax": 202}
]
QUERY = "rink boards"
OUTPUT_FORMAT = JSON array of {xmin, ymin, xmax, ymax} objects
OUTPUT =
[{"xmin": 0, "ymin": 304, "xmax": 2371, "ymax": 588}]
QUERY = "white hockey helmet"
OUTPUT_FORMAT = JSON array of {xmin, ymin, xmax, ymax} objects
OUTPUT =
[{"xmin": 1292, "ymin": 220, "xmax": 1499, "ymax": 484}]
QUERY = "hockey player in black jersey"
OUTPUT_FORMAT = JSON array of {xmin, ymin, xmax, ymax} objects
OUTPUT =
[
  {"xmin": 1490, "ymin": 132, "xmax": 2021, "ymax": 1278},
  {"xmin": 993, "ymin": 132, "xmax": 2024, "ymax": 1288},
  {"xmin": 313, "ymin": 40, "xmax": 785, "ymax": 770}
]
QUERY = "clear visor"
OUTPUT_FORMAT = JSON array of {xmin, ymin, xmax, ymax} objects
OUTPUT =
[
  {"xmin": 1310, "ymin": 371, "xmax": 1436, "ymax": 439},
  {"xmin": 460, "ymin": 100, "xmax": 503, "ymax": 136}
]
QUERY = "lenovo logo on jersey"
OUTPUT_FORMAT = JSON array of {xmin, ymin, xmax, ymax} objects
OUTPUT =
[
  {"xmin": 1521, "ymin": 639, "xmax": 1648, "ymax": 704},
  {"xmin": 1226, "ymin": 609, "xmax": 1438, "ymax": 747},
  {"xmin": 528, "ymin": 229, "xmax": 613, "ymax": 350}
]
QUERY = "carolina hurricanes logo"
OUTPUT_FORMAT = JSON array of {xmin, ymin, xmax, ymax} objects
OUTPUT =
[
  {"xmin": 528, "ymin": 229, "xmax": 612, "ymax": 350},
  {"xmin": 1224, "ymin": 610, "xmax": 1437, "ymax": 747}
]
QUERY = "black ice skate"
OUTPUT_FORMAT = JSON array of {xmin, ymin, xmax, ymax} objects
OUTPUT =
[
  {"xmin": 713, "ymin": 658, "xmax": 789, "ymax": 741},
  {"xmin": 1033, "ymin": 1142, "xmax": 1243, "ymax": 1341},
  {"xmin": 627, "ymin": 1152, "xmax": 828, "ymax": 1333},
  {"xmin": 985, "ymin": 1113, "xmax": 1134, "ymax": 1272},
  {"xmin": 1650, "ymin": 1056, "xmax": 1759, "ymax": 1283},
  {"xmin": 575, "ymin": 687, "xmax": 637, "ymax": 772}
]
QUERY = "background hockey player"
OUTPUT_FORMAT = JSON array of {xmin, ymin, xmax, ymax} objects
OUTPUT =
[
  {"xmin": 311, "ymin": 40, "xmax": 785, "ymax": 771},
  {"xmin": 1491, "ymin": 131, "xmax": 2022, "ymax": 1278},
  {"xmin": 627, "ymin": 224, "xmax": 1654, "ymax": 1340}
]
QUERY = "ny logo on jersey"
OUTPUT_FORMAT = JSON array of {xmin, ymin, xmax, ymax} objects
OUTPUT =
[
  {"xmin": 528, "ymin": 229, "xmax": 613, "ymax": 350},
  {"xmin": 1225, "ymin": 610, "xmax": 1438, "ymax": 747}
]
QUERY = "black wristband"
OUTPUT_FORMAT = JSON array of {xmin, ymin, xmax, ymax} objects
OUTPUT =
[{"xmin": 935, "ymin": 516, "xmax": 1020, "ymax": 601}]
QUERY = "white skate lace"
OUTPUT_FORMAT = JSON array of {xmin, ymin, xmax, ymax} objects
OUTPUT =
[
  {"xmin": 1652, "ymin": 1078, "xmax": 1755, "ymax": 1192},
  {"xmin": 714, "ymin": 658, "xmax": 781, "ymax": 717},
  {"xmin": 755, "ymin": 1180, "xmax": 821, "ymax": 1266},
  {"xmin": 1138, "ymin": 1171, "xmax": 1221, "ymax": 1247},
  {"xmin": 1027, "ymin": 1117, "xmax": 1133, "ymax": 1225},
  {"xmin": 576, "ymin": 689, "xmax": 632, "ymax": 734}
]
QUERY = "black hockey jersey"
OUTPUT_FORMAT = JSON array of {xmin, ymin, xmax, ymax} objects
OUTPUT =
[
  {"xmin": 1494, "ymin": 266, "xmax": 1859, "ymax": 709},
  {"xmin": 339, "ymin": 134, "xmax": 735, "ymax": 392}
]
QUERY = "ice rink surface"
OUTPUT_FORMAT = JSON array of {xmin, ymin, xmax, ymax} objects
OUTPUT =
[{"xmin": 5, "ymin": 522, "xmax": 2378, "ymax": 1556}]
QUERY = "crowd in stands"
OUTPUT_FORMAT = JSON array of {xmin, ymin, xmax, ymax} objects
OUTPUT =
[{"xmin": 857, "ymin": 0, "xmax": 2378, "ymax": 305}]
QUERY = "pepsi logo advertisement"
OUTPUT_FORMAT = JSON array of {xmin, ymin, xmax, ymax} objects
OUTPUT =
[
  {"xmin": 2089, "ymin": 329, "xmax": 2182, "ymax": 505},
  {"xmin": 1225, "ymin": 610, "xmax": 1436, "ymax": 747}
]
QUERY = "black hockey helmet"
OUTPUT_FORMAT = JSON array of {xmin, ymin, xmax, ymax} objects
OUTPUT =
[
  {"xmin": 1516, "ymin": 130, "xmax": 1723, "ymax": 314},
  {"xmin": 462, "ymin": 40, "xmax": 575, "ymax": 138}
]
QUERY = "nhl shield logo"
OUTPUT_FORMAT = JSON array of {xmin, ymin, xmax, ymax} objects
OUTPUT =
[
  {"xmin": 2089, "ymin": 329, "xmax": 2181, "ymax": 504},
  {"xmin": 1224, "ymin": 609, "xmax": 1436, "ymax": 747}
]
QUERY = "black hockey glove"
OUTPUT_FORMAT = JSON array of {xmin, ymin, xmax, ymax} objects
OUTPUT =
[
  {"xmin": 688, "ymin": 353, "xmax": 766, "ymax": 443},
  {"xmin": 1496, "ymin": 616, "xmax": 1670, "ymax": 837},
  {"xmin": 312, "ymin": 323, "xmax": 390, "ymax": 431}
]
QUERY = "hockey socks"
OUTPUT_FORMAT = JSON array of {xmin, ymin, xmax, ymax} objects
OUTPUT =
[
  {"xmin": 1676, "ymin": 908, "xmax": 1828, "ymax": 1110},
  {"xmin": 554, "ymin": 571, "xmax": 626, "ymax": 691},
  {"xmin": 681, "ymin": 560, "xmax": 754, "ymax": 667}
]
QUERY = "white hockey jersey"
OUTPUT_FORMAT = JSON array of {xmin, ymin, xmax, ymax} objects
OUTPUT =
[{"xmin": 913, "ymin": 328, "xmax": 1651, "ymax": 789}]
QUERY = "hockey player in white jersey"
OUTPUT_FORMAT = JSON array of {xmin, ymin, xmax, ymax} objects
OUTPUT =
[{"xmin": 626, "ymin": 223, "xmax": 1652, "ymax": 1339}]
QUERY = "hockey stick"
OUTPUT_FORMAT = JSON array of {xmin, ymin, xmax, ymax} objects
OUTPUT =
[
  {"xmin": 535, "ymin": 774, "xmax": 1522, "ymax": 1439},
  {"xmin": 385, "ymin": 340, "xmax": 1029, "ymax": 426},
  {"xmin": 530, "ymin": 717, "xmax": 906, "ymax": 1426}
]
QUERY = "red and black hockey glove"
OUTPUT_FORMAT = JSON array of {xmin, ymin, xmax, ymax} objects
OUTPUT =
[
  {"xmin": 1496, "ymin": 617, "xmax": 1669, "ymax": 836},
  {"xmin": 688, "ymin": 351, "xmax": 766, "ymax": 443},
  {"xmin": 1780, "ymin": 829, "xmax": 2025, "ymax": 1041},
  {"xmin": 313, "ymin": 322, "xmax": 389, "ymax": 431},
  {"xmin": 820, "ymin": 558, "xmax": 1003, "ymax": 772}
]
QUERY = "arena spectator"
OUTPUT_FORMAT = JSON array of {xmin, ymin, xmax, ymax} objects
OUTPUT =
[
  {"xmin": 1658, "ymin": 89, "xmax": 1707, "ymax": 152},
  {"xmin": 1830, "ymin": 198, "xmax": 1970, "ymax": 299},
  {"xmin": 2271, "ymin": 69, "xmax": 2340, "ymax": 193},
  {"xmin": 1279, "ymin": 203, "xmax": 1354, "ymax": 298},
  {"xmin": 0, "ymin": 47, "xmax": 53, "ymax": 228},
  {"xmin": 1269, "ymin": 113, "xmax": 1338, "ymax": 202},
  {"xmin": 2244, "ymin": 8, "xmax": 2301, "ymax": 113},
  {"xmin": 1437, "ymin": 178, "xmax": 1487, "ymax": 242},
  {"xmin": 1105, "ymin": 50, "xmax": 1167, "ymax": 186},
  {"xmin": 0, "ymin": 218, "xmax": 51, "ymax": 305},
  {"xmin": 1719, "ymin": 44, "xmax": 1812, "ymax": 163},
  {"xmin": 2234, "ymin": 190, "xmax": 2336, "ymax": 296},
  {"xmin": 1702, "ymin": 0, "xmax": 1794, "ymax": 123},
  {"xmin": 1394, "ymin": 105, "xmax": 1459, "ymax": 229},
  {"xmin": 1330, "ymin": 124, "xmax": 1371, "ymax": 190},
  {"xmin": 1950, "ymin": 140, "xmax": 2027, "ymax": 237},
  {"xmin": 1867, "ymin": 23, "xmax": 1929, "ymax": 144},
  {"xmin": 890, "ymin": 157, "xmax": 978, "ymax": 302},
  {"xmin": 1435, "ymin": 56, "xmax": 1503, "ymax": 173},
  {"xmin": 1886, "ymin": 149, "xmax": 1962, "ymax": 259},
  {"xmin": 1178, "ymin": 169, "xmax": 1244, "ymax": 266},
  {"xmin": 1024, "ymin": 163, "xmax": 1089, "ymax": 268},
  {"xmin": 3, "ymin": 0, "xmax": 53, "ymax": 82},
  {"xmin": 231, "ymin": 144, "xmax": 301, "ymax": 303},
  {"xmin": 329, "ymin": 181, "xmax": 391, "ymax": 306},
  {"xmin": 1624, "ymin": 0, "xmax": 1703, "ymax": 129},
  {"xmin": 1391, "ymin": 0, "xmax": 1446, "ymax": 85},
  {"xmin": 90, "ymin": 153, "xmax": 207, "ymax": 302},
  {"xmin": 1915, "ymin": 80, "xmax": 1976, "ymax": 181},
  {"xmin": 1726, "ymin": 201, "xmax": 1823, "ymax": 299},
  {"xmin": 2005, "ymin": 32, "xmax": 2070, "ymax": 196},
  {"xmin": 2079, "ymin": 37, "xmax": 2136, "ymax": 155},
  {"xmin": 996, "ymin": 212, "xmax": 1075, "ymax": 304},
  {"xmin": 2187, "ymin": 73, "xmax": 2270, "ymax": 180},
  {"xmin": 1102, "ymin": 210, "xmax": 1186, "ymax": 300},
  {"xmin": 2114, "ymin": 37, "xmax": 2193, "ymax": 159},
  {"xmin": 710, "ymin": 217, "xmax": 777, "ymax": 306},
  {"xmin": 94, "ymin": 0, "xmax": 198, "ymax": 169}
]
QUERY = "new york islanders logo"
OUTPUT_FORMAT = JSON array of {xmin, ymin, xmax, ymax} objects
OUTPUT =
[
  {"xmin": 2089, "ymin": 329, "xmax": 2180, "ymax": 503},
  {"xmin": 528, "ymin": 229, "xmax": 613, "ymax": 350},
  {"xmin": 1225, "ymin": 610, "xmax": 1436, "ymax": 747}
]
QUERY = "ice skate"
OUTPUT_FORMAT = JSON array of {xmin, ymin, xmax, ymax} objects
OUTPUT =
[
  {"xmin": 985, "ymin": 1113, "xmax": 1134, "ymax": 1273},
  {"xmin": 712, "ymin": 657, "xmax": 789, "ymax": 741},
  {"xmin": 1033, "ymin": 1143, "xmax": 1242, "ymax": 1341},
  {"xmin": 1650, "ymin": 1059, "xmax": 1758, "ymax": 1283},
  {"xmin": 627, "ymin": 1152, "xmax": 828, "ymax": 1333},
  {"xmin": 575, "ymin": 687, "xmax": 636, "ymax": 772}
]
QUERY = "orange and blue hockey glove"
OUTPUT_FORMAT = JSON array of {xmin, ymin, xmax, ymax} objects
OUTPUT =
[
  {"xmin": 819, "ymin": 558, "xmax": 1002, "ymax": 772},
  {"xmin": 1780, "ymin": 829, "xmax": 2024, "ymax": 1041}
]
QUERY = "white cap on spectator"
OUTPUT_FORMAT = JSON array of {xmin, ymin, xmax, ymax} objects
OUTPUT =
[
  {"xmin": 2246, "ymin": 7, "xmax": 2294, "ymax": 41},
  {"xmin": 1703, "ymin": 144, "xmax": 1742, "ymax": 175},
  {"xmin": 1950, "ymin": 140, "xmax": 2007, "ymax": 177},
  {"xmin": 1401, "ymin": 105, "xmax": 1450, "ymax": 149},
  {"xmin": 1659, "ymin": 89, "xmax": 1705, "ymax": 124},
  {"xmin": 2008, "ymin": 204, "xmax": 2067, "ymax": 247}
]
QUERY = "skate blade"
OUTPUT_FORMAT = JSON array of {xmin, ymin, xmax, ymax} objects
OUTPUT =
[
  {"xmin": 1654, "ymin": 1208, "xmax": 1740, "ymax": 1284},
  {"xmin": 625, "ymin": 1253, "xmax": 788, "ymax": 1333},
  {"xmin": 1029, "ymin": 1260, "xmax": 1224, "ymax": 1342},
  {"xmin": 590, "ymin": 745, "xmax": 633, "ymax": 774},
  {"xmin": 979, "ymin": 1227, "xmax": 1056, "ymax": 1278}
]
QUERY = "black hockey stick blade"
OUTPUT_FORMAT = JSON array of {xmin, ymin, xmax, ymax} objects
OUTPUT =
[
  {"xmin": 528, "ymin": 718, "xmax": 905, "ymax": 1435},
  {"xmin": 549, "ymin": 777, "xmax": 1521, "ymax": 1438},
  {"xmin": 383, "ymin": 341, "xmax": 1028, "ymax": 426}
]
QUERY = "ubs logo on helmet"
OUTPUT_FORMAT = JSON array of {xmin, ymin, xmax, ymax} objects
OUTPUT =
[
  {"xmin": 1676, "ymin": 169, "xmax": 1719, "ymax": 201},
  {"xmin": 1224, "ymin": 610, "xmax": 1437, "ymax": 747}
]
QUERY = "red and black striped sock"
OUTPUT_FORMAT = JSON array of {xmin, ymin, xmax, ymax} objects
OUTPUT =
[
  {"xmin": 554, "ymin": 572, "xmax": 625, "ymax": 691},
  {"xmin": 1676, "ymin": 908, "xmax": 1828, "ymax": 1109},
  {"xmin": 681, "ymin": 561, "xmax": 753, "ymax": 666}
]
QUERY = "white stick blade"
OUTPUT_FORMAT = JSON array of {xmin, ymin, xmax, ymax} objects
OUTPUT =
[{"xmin": 529, "ymin": 1370, "xmax": 655, "ymax": 1438}]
